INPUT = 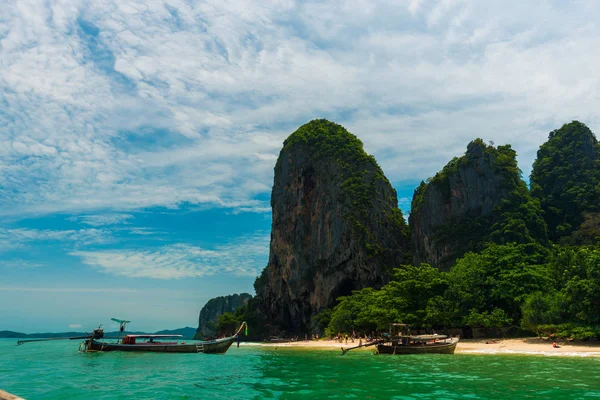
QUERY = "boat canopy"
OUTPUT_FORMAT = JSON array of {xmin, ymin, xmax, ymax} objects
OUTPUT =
[
  {"xmin": 408, "ymin": 334, "xmax": 448, "ymax": 340},
  {"xmin": 122, "ymin": 334, "xmax": 182, "ymax": 338}
]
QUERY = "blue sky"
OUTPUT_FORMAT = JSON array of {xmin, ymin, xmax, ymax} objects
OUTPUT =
[{"xmin": 1, "ymin": 0, "xmax": 599, "ymax": 332}]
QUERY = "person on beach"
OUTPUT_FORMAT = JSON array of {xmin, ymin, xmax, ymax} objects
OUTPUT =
[{"xmin": 553, "ymin": 342, "xmax": 560, "ymax": 348}]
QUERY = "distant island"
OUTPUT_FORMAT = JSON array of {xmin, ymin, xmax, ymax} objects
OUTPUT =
[
  {"xmin": 0, "ymin": 326, "xmax": 197, "ymax": 339},
  {"xmin": 195, "ymin": 119, "xmax": 600, "ymax": 342}
]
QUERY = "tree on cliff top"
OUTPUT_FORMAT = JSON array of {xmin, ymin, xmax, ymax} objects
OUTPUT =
[{"xmin": 530, "ymin": 121, "xmax": 600, "ymax": 242}]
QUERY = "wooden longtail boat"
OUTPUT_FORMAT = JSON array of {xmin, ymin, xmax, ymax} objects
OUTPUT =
[
  {"xmin": 18, "ymin": 318, "xmax": 247, "ymax": 355},
  {"xmin": 376, "ymin": 336, "xmax": 459, "ymax": 355},
  {"xmin": 81, "ymin": 334, "xmax": 238, "ymax": 354},
  {"xmin": 341, "ymin": 323, "xmax": 459, "ymax": 355}
]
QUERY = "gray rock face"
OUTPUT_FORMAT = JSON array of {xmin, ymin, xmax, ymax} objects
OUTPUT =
[
  {"xmin": 255, "ymin": 119, "xmax": 409, "ymax": 334},
  {"xmin": 410, "ymin": 139, "xmax": 547, "ymax": 270},
  {"xmin": 196, "ymin": 293, "xmax": 251, "ymax": 339}
]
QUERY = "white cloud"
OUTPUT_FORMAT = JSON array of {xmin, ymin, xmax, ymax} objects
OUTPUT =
[
  {"xmin": 0, "ymin": 259, "xmax": 45, "ymax": 268},
  {"xmin": 1, "ymin": 0, "xmax": 599, "ymax": 220},
  {"xmin": 68, "ymin": 323, "xmax": 82, "ymax": 329},
  {"xmin": 74, "ymin": 214, "xmax": 134, "ymax": 226},
  {"xmin": 0, "ymin": 227, "xmax": 113, "ymax": 250},
  {"xmin": 125, "ymin": 227, "xmax": 157, "ymax": 236},
  {"xmin": 70, "ymin": 232, "xmax": 270, "ymax": 279}
]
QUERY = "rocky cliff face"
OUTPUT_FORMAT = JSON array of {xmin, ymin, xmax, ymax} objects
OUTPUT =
[
  {"xmin": 255, "ymin": 119, "xmax": 409, "ymax": 334},
  {"xmin": 410, "ymin": 139, "xmax": 547, "ymax": 270},
  {"xmin": 195, "ymin": 293, "xmax": 251, "ymax": 339}
]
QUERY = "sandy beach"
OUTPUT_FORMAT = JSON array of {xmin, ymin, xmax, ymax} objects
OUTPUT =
[
  {"xmin": 0, "ymin": 389, "xmax": 25, "ymax": 400},
  {"xmin": 456, "ymin": 338, "xmax": 600, "ymax": 357},
  {"xmin": 252, "ymin": 338, "xmax": 600, "ymax": 357}
]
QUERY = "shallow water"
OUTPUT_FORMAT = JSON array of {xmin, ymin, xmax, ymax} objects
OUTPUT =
[{"xmin": 1, "ymin": 339, "xmax": 600, "ymax": 399}]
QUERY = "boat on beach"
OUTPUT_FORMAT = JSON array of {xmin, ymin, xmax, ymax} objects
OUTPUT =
[
  {"xmin": 342, "ymin": 323, "xmax": 459, "ymax": 355},
  {"xmin": 18, "ymin": 318, "xmax": 248, "ymax": 355},
  {"xmin": 376, "ymin": 334, "xmax": 459, "ymax": 355}
]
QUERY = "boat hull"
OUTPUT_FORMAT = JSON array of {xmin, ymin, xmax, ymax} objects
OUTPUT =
[
  {"xmin": 376, "ymin": 338, "xmax": 459, "ymax": 355},
  {"xmin": 85, "ymin": 336, "xmax": 236, "ymax": 354}
]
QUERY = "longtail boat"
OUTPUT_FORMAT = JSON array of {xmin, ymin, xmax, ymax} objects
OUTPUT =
[
  {"xmin": 375, "ymin": 335, "xmax": 459, "ymax": 355},
  {"xmin": 18, "ymin": 318, "xmax": 248, "ymax": 355},
  {"xmin": 342, "ymin": 323, "xmax": 459, "ymax": 355}
]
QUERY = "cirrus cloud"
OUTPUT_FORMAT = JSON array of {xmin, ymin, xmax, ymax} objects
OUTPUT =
[{"xmin": 69, "ymin": 232, "xmax": 270, "ymax": 279}]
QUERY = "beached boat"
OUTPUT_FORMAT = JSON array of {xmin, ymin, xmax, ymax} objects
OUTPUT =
[
  {"xmin": 376, "ymin": 335, "xmax": 459, "ymax": 355},
  {"xmin": 18, "ymin": 318, "xmax": 247, "ymax": 355},
  {"xmin": 342, "ymin": 323, "xmax": 459, "ymax": 355}
]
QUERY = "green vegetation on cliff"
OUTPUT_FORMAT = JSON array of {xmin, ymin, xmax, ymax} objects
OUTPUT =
[
  {"xmin": 281, "ymin": 119, "xmax": 409, "ymax": 251},
  {"xmin": 213, "ymin": 297, "xmax": 268, "ymax": 341},
  {"xmin": 195, "ymin": 293, "xmax": 252, "ymax": 339},
  {"xmin": 411, "ymin": 138, "xmax": 548, "ymax": 270},
  {"xmin": 530, "ymin": 121, "xmax": 600, "ymax": 242}
]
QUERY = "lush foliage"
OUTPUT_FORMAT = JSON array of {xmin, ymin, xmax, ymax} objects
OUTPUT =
[
  {"xmin": 214, "ymin": 298, "xmax": 269, "ymax": 341},
  {"xmin": 324, "ymin": 243, "xmax": 600, "ymax": 340},
  {"xmin": 324, "ymin": 264, "xmax": 448, "ymax": 335},
  {"xmin": 530, "ymin": 121, "xmax": 600, "ymax": 242},
  {"xmin": 568, "ymin": 212, "xmax": 600, "ymax": 245}
]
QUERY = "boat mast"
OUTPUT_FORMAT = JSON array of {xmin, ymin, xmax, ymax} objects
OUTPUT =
[{"xmin": 111, "ymin": 318, "xmax": 131, "ymax": 343}]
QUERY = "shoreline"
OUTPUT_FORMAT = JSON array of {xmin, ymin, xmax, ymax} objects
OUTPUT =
[
  {"xmin": 0, "ymin": 389, "xmax": 25, "ymax": 400},
  {"xmin": 246, "ymin": 338, "xmax": 600, "ymax": 357}
]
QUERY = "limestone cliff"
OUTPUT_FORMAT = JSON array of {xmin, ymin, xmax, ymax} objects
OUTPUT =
[
  {"xmin": 530, "ymin": 121, "xmax": 600, "ymax": 242},
  {"xmin": 410, "ymin": 139, "xmax": 548, "ymax": 270},
  {"xmin": 255, "ymin": 119, "xmax": 409, "ymax": 334},
  {"xmin": 195, "ymin": 293, "xmax": 251, "ymax": 339}
]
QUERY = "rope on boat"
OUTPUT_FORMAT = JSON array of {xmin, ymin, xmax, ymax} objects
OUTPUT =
[
  {"xmin": 234, "ymin": 321, "xmax": 248, "ymax": 337},
  {"xmin": 233, "ymin": 322, "xmax": 248, "ymax": 348},
  {"xmin": 341, "ymin": 340, "xmax": 381, "ymax": 355}
]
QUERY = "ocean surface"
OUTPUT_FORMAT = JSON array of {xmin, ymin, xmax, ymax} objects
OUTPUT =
[{"xmin": 1, "ymin": 339, "xmax": 599, "ymax": 399}]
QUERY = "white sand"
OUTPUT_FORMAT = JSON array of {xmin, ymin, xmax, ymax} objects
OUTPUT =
[
  {"xmin": 249, "ymin": 338, "xmax": 600, "ymax": 357},
  {"xmin": 0, "ymin": 389, "xmax": 25, "ymax": 400}
]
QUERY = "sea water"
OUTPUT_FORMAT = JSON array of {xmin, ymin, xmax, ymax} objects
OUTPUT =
[{"xmin": 1, "ymin": 339, "xmax": 599, "ymax": 399}]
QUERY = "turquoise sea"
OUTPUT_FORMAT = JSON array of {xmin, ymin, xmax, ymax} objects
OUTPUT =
[{"xmin": 1, "ymin": 339, "xmax": 599, "ymax": 399}]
